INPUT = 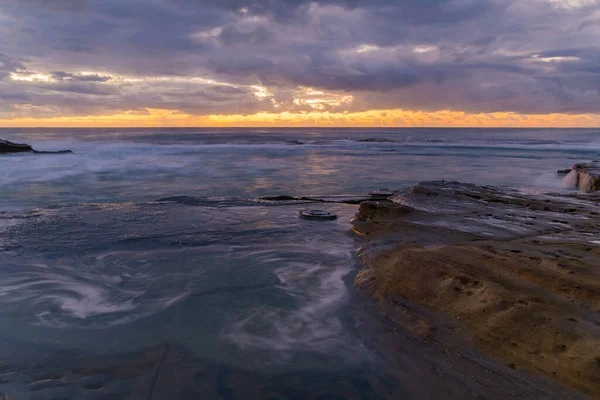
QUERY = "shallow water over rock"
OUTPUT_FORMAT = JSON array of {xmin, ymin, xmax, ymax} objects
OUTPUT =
[{"xmin": 0, "ymin": 197, "xmax": 580, "ymax": 399}]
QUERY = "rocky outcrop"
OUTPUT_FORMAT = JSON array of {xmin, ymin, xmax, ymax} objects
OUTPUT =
[
  {"xmin": 353, "ymin": 181, "xmax": 600, "ymax": 396},
  {"xmin": 0, "ymin": 139, "xmax": 33, "ymax": 153},
  {"xmin": 0, "ymin": 138, "xmax": 72, "ymax": 155},
  {"xmin": 563, "ymin": 162, "xmax": 600, "ymax": 192}
]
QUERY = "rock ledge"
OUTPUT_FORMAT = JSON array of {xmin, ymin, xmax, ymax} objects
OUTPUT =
[
  {"xmin": 0, "ymin": 138, "xmax": 72, "ymax": 155},
  {"xmin": 353, "ymin": 180, "xmax": 600, "ymax": 396}
]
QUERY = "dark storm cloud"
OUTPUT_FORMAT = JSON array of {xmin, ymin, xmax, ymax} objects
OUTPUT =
[
  {"xmin": 0, "ymin": 0, "xmax": 599, "ymax": 118},
  {"xmin": 42, "ymin": 81, "xmax": 116, "ymax": 95},
  {"xmin": 218, "ymin": 24, "xmax": 273, "ymax": 45}
]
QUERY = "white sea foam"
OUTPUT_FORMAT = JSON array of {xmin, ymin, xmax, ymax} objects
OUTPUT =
[
  {"xmin": 563, "ymin": 170, "xmax": 579, "ymax": 188},
  {"xmin": 0, "ymin": 252, "xmax": 195, "ymax": 328},
  {"xmin": 2, "ymin": 129, "xmax": 599, "ymax": 212},
  {"xmin": 225, "ymin": 251, "xmax": 362, "ymax": 362}
]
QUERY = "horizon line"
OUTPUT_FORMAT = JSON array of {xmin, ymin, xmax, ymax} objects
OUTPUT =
[{"xmin": 1, "ymin": 126, "xmax": 599, "ymax": 129}]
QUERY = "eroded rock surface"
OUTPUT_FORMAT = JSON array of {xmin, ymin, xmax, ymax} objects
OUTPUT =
[
  {"xmin": 563, "ymin": 162, "xmax": 600, "ymax": 192},
  {"xmin": 353, "ymin": 181, "xmax": 600, "ymax": 396}
]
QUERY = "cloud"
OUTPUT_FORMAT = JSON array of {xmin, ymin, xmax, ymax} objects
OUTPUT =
[
  {"xmin": 0, "ymin": 0, "xmax": 598, "ymax": 119},
  {"xmin": 0, "ymin": 52, "xmax": 25, "ymax": 81},
  {"xmin": 50, "ymin": 71, "xmax": 112, "ymax": 82}
]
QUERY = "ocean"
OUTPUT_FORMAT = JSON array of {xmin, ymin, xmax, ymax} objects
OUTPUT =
[
  {"xmin": 0, "ymin": 127, "xmax": 597, "ymax": 399},
  {"xmin": 2, "ymin": 128, "xmax": 598, "ymax": 210}
]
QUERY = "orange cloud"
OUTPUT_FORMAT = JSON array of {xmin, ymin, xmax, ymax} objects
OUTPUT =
[{"xmin": 0, "ymin": 108, "xmax": 599, "ymax": 128}]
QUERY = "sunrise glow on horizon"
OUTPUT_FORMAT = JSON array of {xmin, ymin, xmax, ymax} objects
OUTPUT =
[
  {"xmin": 1, "ymin": 0, "xmax": 599, "ymax": 129},
  {"xmin": 1, "ymin": 109, "xmax": 599, "ymax": 128}
]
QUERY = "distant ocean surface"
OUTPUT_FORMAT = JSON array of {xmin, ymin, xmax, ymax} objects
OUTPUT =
[
  {"xmin": 1, "ymin": 127, "xmax": 597, "ymax": 211},
  {"xmin": 0, "ymin": 127, "xmax": 597, "ymax": 398}
]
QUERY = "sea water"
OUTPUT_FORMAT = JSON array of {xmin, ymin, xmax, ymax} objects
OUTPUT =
[
  {"xmin": 0, "ymin": 127, "xmax": 595, "ymax": 399},
  {"xmin": 1, "ymin": 128, "xmax": 598, "ymax": 210}
]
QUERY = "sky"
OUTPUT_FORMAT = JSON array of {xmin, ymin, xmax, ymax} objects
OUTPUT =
[{"xmin": 0, "ymin": 0, "xmax": 599, "ymax": 127}]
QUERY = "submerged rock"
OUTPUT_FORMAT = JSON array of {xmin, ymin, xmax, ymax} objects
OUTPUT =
[
  {"xmin": 355, "ymin": 138, "xmax": 395, "ymax": 143},
  {"xmin": 563, "ymin": 162, "xmax": 600, "ymax": 192},
  {"xmin": 259, "ymin": 194, "xmax": 373, "ymax": 204},
  {"xmin": 260, "ymin": 195, "xmax": 298, "ymax": 201},
  {"xmin": 33, "ymin": 149, "xmax": 73, "ymax": 154},
  {"xmin": 0, "ymin": 138, "xmax": 72, "ymax": 155}
]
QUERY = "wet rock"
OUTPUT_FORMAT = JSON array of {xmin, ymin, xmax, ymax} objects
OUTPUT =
[
  {"xmin": 33, "ymin": 149, "xmax": 73, "ymax": 154},
  {"xmin": 0, "ymin": 138, "xmax": 72, "ymax": 155},
  {"xmin": 0, "ymin": 139, "xmax": 33, "ymax": 154},
  {"xmin": 260, "ymin": 195, "xmax": 298, "ymax": 201},
  {"xmin": 355, "ymin": 138, "xmax": 395, "ymax": 143},
  {"xmin": 357, "ymin": 201, "xmax": 418, "ymax": 222},
  {"xmin": 353, "ymin": 180, "xmax": 600, "ymax": 396},
  {"xmin": 368, "ymin": 189, "xmax": 397, "ymax": 199},
  {"xmin": 563, "ymin": 162, "xmax": 600, "ymax": 192},
  {"xmin": 259, "ymin": 194, "xmax": 373, "ymax": 205}
]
